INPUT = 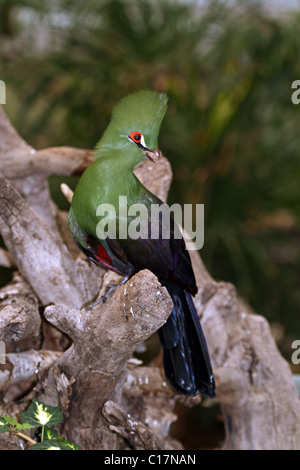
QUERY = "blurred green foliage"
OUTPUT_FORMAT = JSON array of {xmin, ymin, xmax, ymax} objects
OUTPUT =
[{"xmin": 1, "ymin": 0, "xmax": 300, "ymax": 356}]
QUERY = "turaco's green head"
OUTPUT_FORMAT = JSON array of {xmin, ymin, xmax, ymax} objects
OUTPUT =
[{"xmin": 94, "ymin": 89, "xmax": 168, "ymax": 164}]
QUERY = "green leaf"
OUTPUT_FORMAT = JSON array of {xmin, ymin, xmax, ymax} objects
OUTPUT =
[
  {"xmin": 20, "ymin": 400, "xmax": 63, "ymax": 428},
  {"xmin": 63, "ymin": 440, "xmax": 80, "ymax": 450},
  {"xmin": 0, "ymin": 416, "xmax": 34, "ymax": 431},
  {"xmin": 0, "ymin": 417, "xmax": 10, "ymax": 433},
  {"xmin": 14, "ymin": 422, "xmax": 35, "ymax": 431},
  {"xmin": 39, "ymin": 426, "xmax": 80, "ymax": 449},
  {"xmin": 29, "ymin": 440, "xmax": 73, "ymax": 450},
  {"xmin": 40, "ymin": 426, "xmax": 61, "ymax": 441},
  {"xmin": 2, "ymin": 416, "xmax": 19, "ymax": 426}
]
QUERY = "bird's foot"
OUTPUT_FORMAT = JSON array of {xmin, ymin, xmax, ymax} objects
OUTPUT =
[
  {"xmin": 101, "ymin": 282, "xmax": 118, "ymax": 303},
  {"xmin": 85, "ymin": 275, "xmax": 130, "ymax": 310}
]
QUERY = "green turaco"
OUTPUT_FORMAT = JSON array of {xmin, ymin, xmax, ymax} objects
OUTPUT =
[{"xmin": 68, "ymin": 90, "xmax": 215, "ymax": 397}]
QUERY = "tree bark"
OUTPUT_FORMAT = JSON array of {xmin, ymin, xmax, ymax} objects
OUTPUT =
[{"xmin": 0, "ymin": 104, "xmax": 299, "ymax": 450}]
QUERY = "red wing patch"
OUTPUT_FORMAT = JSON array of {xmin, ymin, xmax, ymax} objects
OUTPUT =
[
  {"xmin": 94, "ymin": 245, "xmax": 120, "ymax": 273},
  {"xmin": 96, "ymin": 244, "xmax": 112, "ymax": 263},
  {"xmin": 94, "ymin": 243, "xmax": 122, "ymax": 274}
]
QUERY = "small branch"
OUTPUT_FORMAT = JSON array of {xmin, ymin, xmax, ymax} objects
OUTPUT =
[
  {"xmin": 60, "ymin": 183, "xmax": 73, "ymax": 204},
  {"xmin": 14, "ymin": 432, "xmax": 36, "ymax": 446},
  {"xmin": 0, "ymin": 248, "xmax": 15, "ymax": 268},
  {"xmin": 0, "ymin": 107, "xmax": 94, "ymax": 180}
]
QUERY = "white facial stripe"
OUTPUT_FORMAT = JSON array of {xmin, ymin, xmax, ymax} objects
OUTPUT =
[{"xmin": 140, "ymin": 134, "xmax": 146, "ymax": 148}]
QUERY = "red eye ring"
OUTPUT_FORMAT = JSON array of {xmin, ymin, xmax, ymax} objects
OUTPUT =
[{"xmin": 129, "ymin": 131, "xmax": 142, "ymax": 143}]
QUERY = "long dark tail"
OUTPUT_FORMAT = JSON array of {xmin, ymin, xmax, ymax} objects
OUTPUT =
[{"xmin": 158, "ymin": 281, "xmax": 216, "ymax": 397}]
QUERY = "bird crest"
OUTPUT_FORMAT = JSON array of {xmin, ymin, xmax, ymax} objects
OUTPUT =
[{"xmin": 95, "ymin": 89, "xmax": 168, "ymax": 156}]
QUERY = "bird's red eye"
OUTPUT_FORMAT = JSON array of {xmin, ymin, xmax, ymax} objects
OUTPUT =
[{"xmin": 129, "ymin": 131, "xmax": 142, "ymax": 143}]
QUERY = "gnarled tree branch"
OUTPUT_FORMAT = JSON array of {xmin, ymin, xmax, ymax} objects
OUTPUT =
[
  {"xmin": 39, "ymin": 269, "xmax": 173, "ymax": 450},
  {"xmin": 0, "ymin": 272, "xmax": 40, "ymax": 343},
  {"xmin": 0, "ymin": 104, "xmax": 299, "ymax": 451}
]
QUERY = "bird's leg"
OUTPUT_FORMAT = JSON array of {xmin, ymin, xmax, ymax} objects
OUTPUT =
[{"xmin": 85, "ymin": 274, "xmax": 131, "ymax": 310}]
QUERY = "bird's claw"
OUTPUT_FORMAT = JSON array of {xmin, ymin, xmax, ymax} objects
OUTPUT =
[
  {"xmin": 85, "ymin": 276, "xmax": 130, "ymax": 310},
  {"xmin": 100, "ymin": 283, "xmax": 117, "ymax": 303}
]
